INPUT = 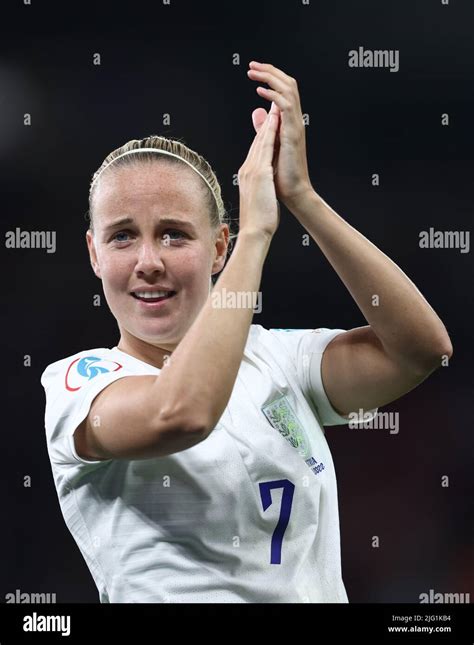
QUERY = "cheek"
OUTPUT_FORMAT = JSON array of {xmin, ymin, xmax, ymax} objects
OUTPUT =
[
  {"xmin": 172, "ymin": 246, "xmax": 212, "ymax": 278},
  {"xmin": 97, "ymin": 243, "xmax": 212, "ymax": 290},
  {"xmin": 99, "ymin": 250, "xmax": 135, "ymax": 287},
  {"xmin": 176, "ymin": 247, "xmax": 206, "ymax": 272}
]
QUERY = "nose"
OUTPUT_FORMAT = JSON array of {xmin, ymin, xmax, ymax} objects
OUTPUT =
[{"xmin": 134, "ymin": 238, "xmax": 166, "ymax": 276}]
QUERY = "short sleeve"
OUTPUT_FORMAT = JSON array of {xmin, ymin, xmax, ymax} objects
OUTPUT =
[
  {"xmin": 40, "ymin": 351, "xmax": 138, "ymax": 467},
  {"xmin": 268, "ymin": 328, "xmax": 378, "ymax": 426}
]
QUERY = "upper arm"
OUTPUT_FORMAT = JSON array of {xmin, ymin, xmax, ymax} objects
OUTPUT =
[
  {"xmin": 320, "ymin": 325, "xmax": 438, "ymax": 416},
  {"xmin": 74, "ymin": 375, "xmax": 207, "ymax": 461}
]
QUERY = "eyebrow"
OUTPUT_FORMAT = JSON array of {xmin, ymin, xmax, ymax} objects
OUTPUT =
[{"xmin": 102, "ymin": 216, "xmax": 197, "ymax": 234}]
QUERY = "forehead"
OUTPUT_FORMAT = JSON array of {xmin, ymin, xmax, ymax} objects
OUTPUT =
[{"xmin": 93, "ymin": 160, "xmax": 208, "ymax": 217}]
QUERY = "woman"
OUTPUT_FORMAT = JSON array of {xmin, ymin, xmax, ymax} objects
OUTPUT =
[{"xmin": 41, "ymin": 61, "xmax": 453, "ymax": 603}]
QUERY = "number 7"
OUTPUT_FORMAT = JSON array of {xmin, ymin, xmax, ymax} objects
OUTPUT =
[{"xmin": 259, "ymin": 479, "xmax": 295, "ymax": 564}]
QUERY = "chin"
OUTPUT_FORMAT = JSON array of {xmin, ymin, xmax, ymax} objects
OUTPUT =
[{"xmin": 135, "ymin": 325, "xmax": 181, "ymax": 346}]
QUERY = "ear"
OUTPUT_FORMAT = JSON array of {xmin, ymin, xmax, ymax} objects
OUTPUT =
[
  {"xmin": 86, "ymin": 230, "xmax": 102, "ymax": 279},
  {"xmin": 211, "ymin": 224, "xmax": 230, "ymax": 278}
]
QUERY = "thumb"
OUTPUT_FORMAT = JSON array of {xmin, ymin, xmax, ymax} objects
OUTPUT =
[{"xmin": 252, "ymin": 107, "xmax": 268, "ymax": 134}]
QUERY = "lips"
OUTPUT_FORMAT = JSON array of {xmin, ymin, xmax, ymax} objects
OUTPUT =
[{"xmin": 131, "ymin": 291, "xmax": 176, "ymax": 303}]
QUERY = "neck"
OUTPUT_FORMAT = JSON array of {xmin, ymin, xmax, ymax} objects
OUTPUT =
[{"xmin": 116, "ymin": 328, "xmax": 178, "ymax": 370}]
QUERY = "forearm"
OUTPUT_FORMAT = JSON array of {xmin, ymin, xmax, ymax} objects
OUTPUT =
[
  {"xmin": 288, "ymin": 189, "xmax": 453, "ymax": 369},
  {"xmin": 156, "ymin": 229, "xmax": 271, "ymax": 432}
]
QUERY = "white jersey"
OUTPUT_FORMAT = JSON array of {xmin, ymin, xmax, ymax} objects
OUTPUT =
[{"xmin": 40, "ymin": 324, "xmax": 377, "ymax": 603}]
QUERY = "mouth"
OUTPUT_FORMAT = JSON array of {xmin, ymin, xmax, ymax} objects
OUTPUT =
[{"xmin": 130, "ymin": 291, "xmax": 177, "ymax": 304}]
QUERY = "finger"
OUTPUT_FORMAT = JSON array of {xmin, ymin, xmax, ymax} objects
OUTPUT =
[
  {"xmin": 247, "ymin": 68, "xmax": 289, "ymax": 94},
  {"xmin": 252, "ymin": 107, "xmax": 268, "ymax": 134},
  {"xmin": 256, "ymin": 112, "xmax": 279, "ymax": 167},
  {"xmin": 249, "ymin": 61, "xmax": 294, "ymax": 86},
  {"xmin": 255, "ymin": 86, "xmax": 294, "ymax": 118},
  {"xmin": 269, "ymin": 101, "xmax": 281, "ymax": 130},
  {"xmin": 269, "ymin": 100, "xmax": 280, "ymax": 115},
  {"xmin": 249, "ymin": 66, "xmax": 302, "ymax": 115},
  {"xmin": 244, "ymin": 111, "xmax": 274, "ymax": 162},
  {"xmin": 252, "ymin": 103, "xmax": 280, "ymax": 135}
]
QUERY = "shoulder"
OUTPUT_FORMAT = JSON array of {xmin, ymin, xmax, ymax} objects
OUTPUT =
[
  {"xmin": 248, "ymin": 324, "xmax": 346, "ymax": 355},
  {"xmin": 40, "ymin": 348, "xmax": 126, "ymax": 392},
  {"xmin": 245, "ymin": 325, "xmax": 313, "ymax": 372}
]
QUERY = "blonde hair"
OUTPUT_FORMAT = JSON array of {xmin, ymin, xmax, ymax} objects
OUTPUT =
[{"xmin": 87, "ymin": 134, "xmax": 237, "ymax": 254}]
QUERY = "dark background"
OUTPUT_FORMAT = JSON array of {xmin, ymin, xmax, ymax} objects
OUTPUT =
[{"xmin": 1, "ymin": 0, "xmax": 472, "ymax": 604}]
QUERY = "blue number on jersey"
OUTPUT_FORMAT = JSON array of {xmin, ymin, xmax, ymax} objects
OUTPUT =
[{"xmin": 259, "ymin": 479, "xmax": 295, "ymax": 564}]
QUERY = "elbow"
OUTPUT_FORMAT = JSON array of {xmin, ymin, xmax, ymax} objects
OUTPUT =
[
  {"xmin": 412, "ymin": 338, "xmax": 453, "ymax": 375},
  {"xmin": 157, "ymin": 404, "xmax": 211, "ymax": 439},
  {"xmin": 433, "ymin": 333, "xmax": 454, "ymax": 364},
  {"xmin": 442, "ymin": 339, "xmax": 454, "ymax": 361},
  {"xmin": 182, "ymin": 415, "xmax": 211, "ymax": 439}
]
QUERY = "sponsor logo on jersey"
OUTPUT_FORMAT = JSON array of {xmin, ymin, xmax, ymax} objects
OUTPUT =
[{"xmin": 65, "ymin": 355, "xmax": 123, "ymax": 392}]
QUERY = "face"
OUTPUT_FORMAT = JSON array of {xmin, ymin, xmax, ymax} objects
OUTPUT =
[{"xmin": 86, "ymin": 160, "xmax": 228, "ymax": 361}]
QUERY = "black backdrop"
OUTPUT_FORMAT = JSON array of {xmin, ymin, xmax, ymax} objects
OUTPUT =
[{"xmin": 2, "ymin": 0, "xmax": 472, "ymax": 604}]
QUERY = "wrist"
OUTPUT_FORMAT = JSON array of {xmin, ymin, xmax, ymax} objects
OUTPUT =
[
  {"xmin": 236, "ymin": 227, "xmax": 274, "ymax": 248},
  {"xmin": 282, "ymin": 185, "xmax": 316, "ymax": 212}
]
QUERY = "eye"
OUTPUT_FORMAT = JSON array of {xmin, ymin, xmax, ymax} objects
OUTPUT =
[
  {"xmin": 109, "ymin": 228, "xmax": 187, "ymax": 244},
  {"xmin": 164, "ymin": 229, "xmax": 187, "ymax": 241},
  {"xmin": 111, "ymin": 230, "xmax": 131, "ymax": 243}
]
